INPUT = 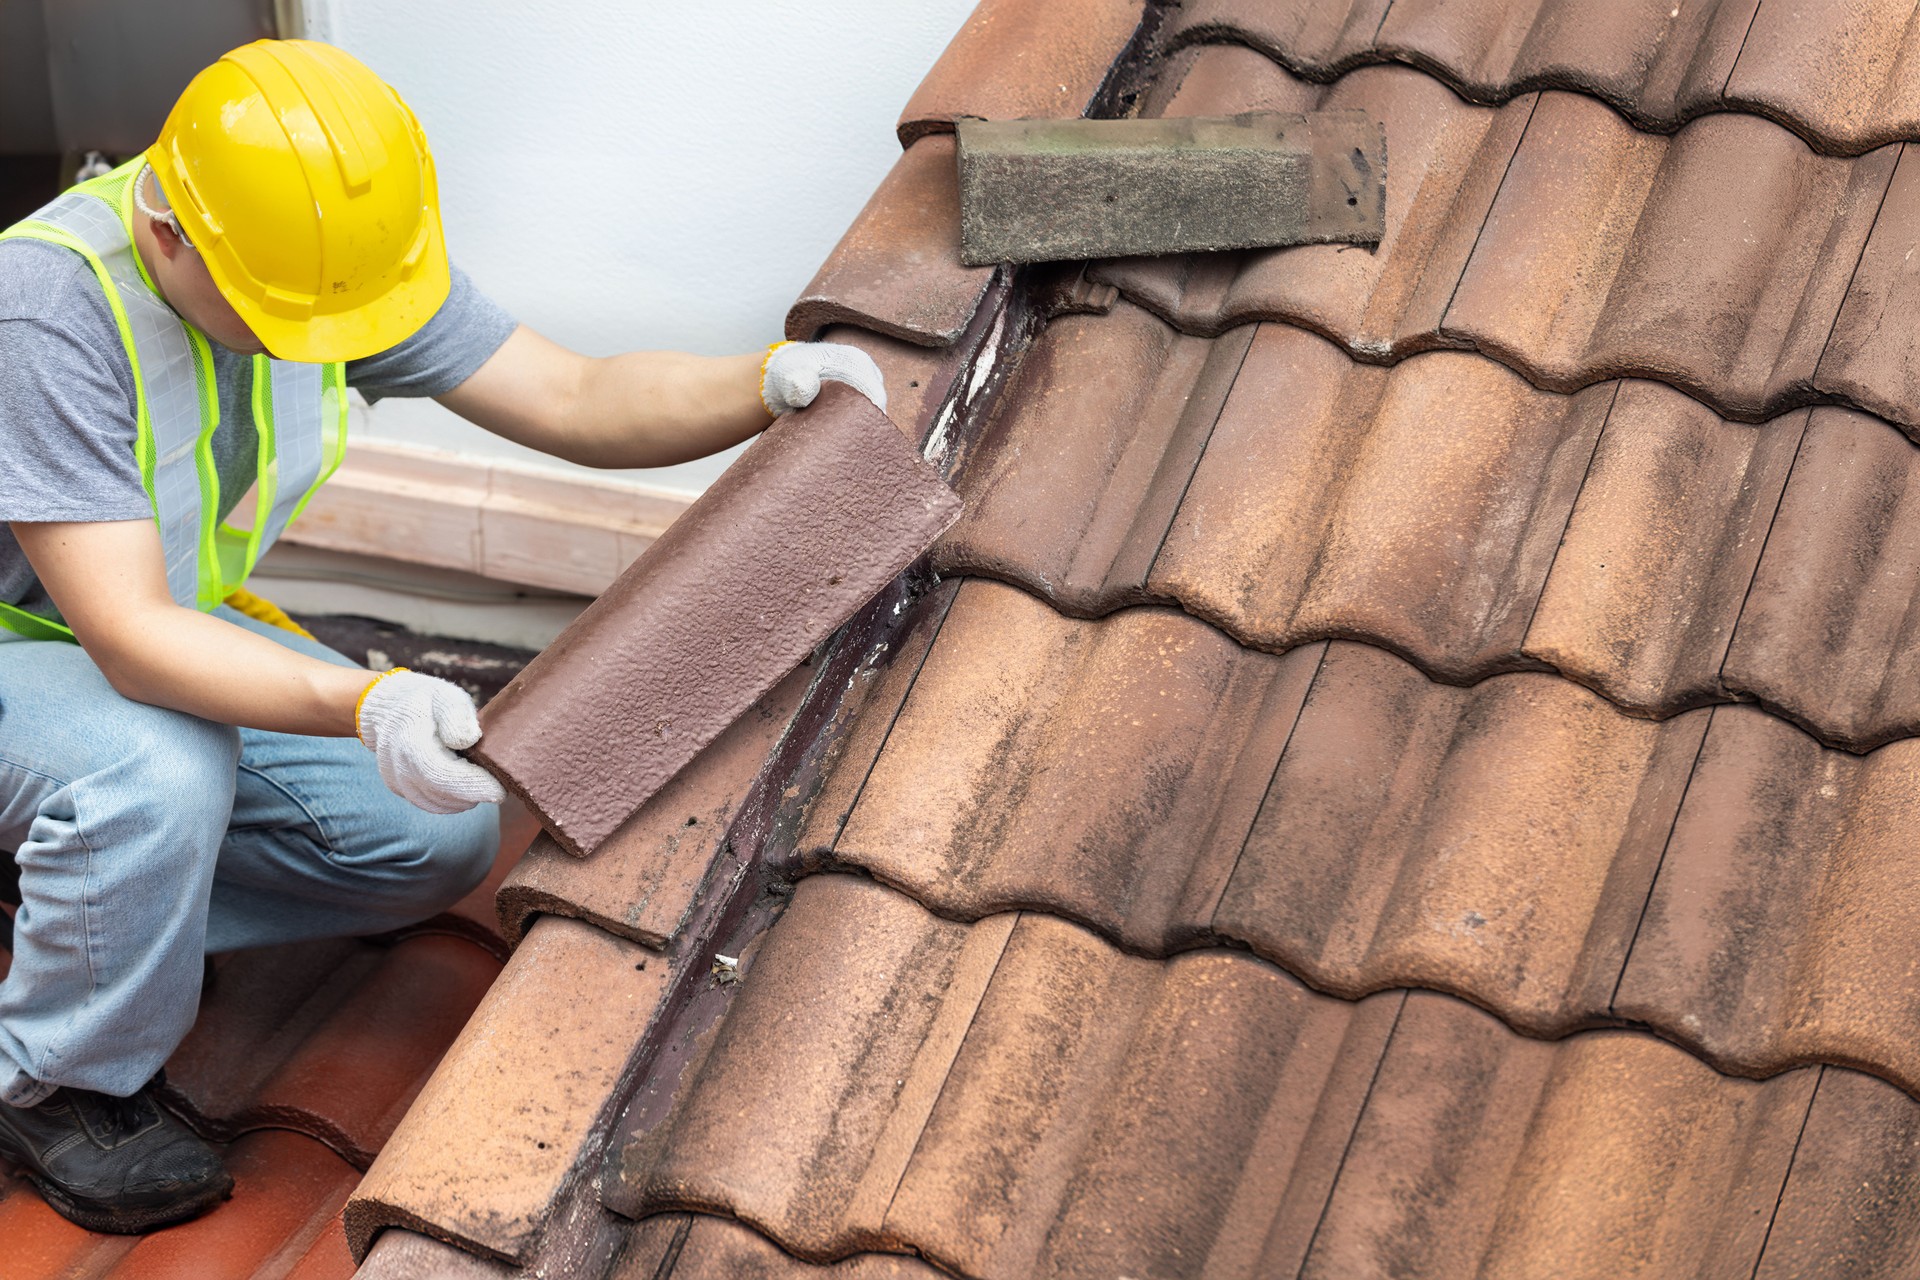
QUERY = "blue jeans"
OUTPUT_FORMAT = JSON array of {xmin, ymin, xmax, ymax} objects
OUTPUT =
[{"xmin": 0, "ymin": 607, "xmax": 499, "ymax": 1106}]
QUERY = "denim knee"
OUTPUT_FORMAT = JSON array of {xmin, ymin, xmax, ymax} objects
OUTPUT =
[
  {"xmin": 385, "ymin": 802, "xmax": 500, "ymax": 915},
  {"xmin": 17, "ymin": 702, "xmax": 241, "ymax": 857}
]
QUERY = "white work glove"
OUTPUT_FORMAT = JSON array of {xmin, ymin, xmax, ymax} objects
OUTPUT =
[
  {"xmin": 761, "ymin": 340, "xmax": 888, "ymax": 416},
  {"xmin": 356, "ymin": 668, "xmax": 506, "ymax": 815}
]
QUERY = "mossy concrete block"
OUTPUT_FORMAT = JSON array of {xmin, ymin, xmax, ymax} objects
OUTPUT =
[{"xmin": 956, "ymin": 110, "xmax": 1386, "ymax": 265}]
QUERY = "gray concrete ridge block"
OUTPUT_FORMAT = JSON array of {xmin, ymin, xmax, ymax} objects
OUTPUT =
[{"xmin": 956, "ymin": 110, "xmax": 1387, "ymax": 266}]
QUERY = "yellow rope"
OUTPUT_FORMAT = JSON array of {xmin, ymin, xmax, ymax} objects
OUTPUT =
[{"xmin": 223, "ymin": 586, "xmax": 314, "ymax": 640}]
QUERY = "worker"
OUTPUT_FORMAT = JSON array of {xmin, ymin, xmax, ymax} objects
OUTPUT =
[{"xmin": 0, "ymin": 40, "xmax": 884, "ymax": 1233}]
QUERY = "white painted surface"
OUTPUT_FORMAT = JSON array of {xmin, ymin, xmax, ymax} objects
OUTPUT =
[{"xmin": 302, "ymin": 0, "xmax": 976, "ymax": 494}]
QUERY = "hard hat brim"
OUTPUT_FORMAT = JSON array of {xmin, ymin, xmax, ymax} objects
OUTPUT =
[{"xmin": 222, "ymin": 239, "xmax": 453, "ymax": 365}]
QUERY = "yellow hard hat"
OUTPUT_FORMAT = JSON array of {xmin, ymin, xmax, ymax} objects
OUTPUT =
[{"xmin": 147, "ymin": 40, "xmax": 449, "ymax": 363}]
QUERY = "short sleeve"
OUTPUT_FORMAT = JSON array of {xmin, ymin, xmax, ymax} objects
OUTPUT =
[
  {"xmin": 345, "ymin": 263, "xmax": 519, "ymax": 401},
  {"xmin": 0, "ymin": 317, "xmax": 150, "ymax": 523}
]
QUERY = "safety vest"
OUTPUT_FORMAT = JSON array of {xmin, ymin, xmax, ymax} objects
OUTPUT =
[{"xmin": 0, "ymin": 159, "xmax": 347, "ymax": 642}]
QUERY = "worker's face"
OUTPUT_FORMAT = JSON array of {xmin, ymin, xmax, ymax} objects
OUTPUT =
[{"xmin": 133, "ymin": 210, "xmax": 270, "ymax": 356}]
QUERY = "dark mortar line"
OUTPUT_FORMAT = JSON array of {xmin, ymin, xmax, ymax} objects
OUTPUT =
[
  {"xmin": 1204, "ymin": 641, "xmax": 1330, "ymax": 935},
  {"xmin": 1608, "ymin": 705, "xmax": 1714, "ymax": 1016},
  {"xmin": 1814, "ymin": 141, "xmax": 1905, "ymax": 384},
  {"xmin": 1715, "ymin": 408, "xmax": 1808, "ymax": 694},
  {"xmin": 1294, "ymin": 989, "xmax": 1409, "ymax": 1279},
  {"xmin": 877, "ymin": 909, "xmax": 1021, "ymax": 1227},
  {"xmin": 1517, "ymin": 379, "xmax": 1623, "ymax": 643},
  {"xmin": 810, "ymin": 585, "xmax": 962, "ymax": 866},
  {"xmin": 1435, "ymin": 90, "xmax": 1538, "ymax": 333},
  {"xmin": 1371, "ymin": 0, "xmax": 1397, "ymax": 44},
  {"xmin": 1137, "ymin": 320, "xmax": 1260, "ymax": 589},
  {"xmin": 641, "ymin": 1212, "xmax": 694, "ymax": 1280},
  {"xmin": 1750, "ymin": 1065, "xmax": 1821, "ymax": 1280},
  {"xmin": 1723, "ymin": 1, "xmax": 1763, "ymax": 99}
]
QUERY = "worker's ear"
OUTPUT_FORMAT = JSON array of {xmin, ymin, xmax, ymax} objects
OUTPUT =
[{"xmin": 146, "ymin": 217, "xmax": 190, "ymax": 261}]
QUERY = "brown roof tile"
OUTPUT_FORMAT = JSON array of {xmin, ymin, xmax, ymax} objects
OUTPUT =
[
  {"xmin": 1819, "ymin": 142, "xmax": 1920, "ymax": 433},
  {"xmin": 601, "ymin": 873, "xmax": 1920, "ymax": 1278},
  {"xmin": 1722, "ymin": 408, "xmax": 1920, "ymax": 750},
  {"xmin": 499, "ymin": 663, "xmax": 812, "ymax": 947},
  {"xmin": 1092, "ymin": 51, "xmax": 1525, "ymax": 356},
  {"xmin": 1523, "ymin": 389, "xmax": 1806, "ymax": 717},
  {"xmin": 933, "ymin": 296, "xmax": 1913, "ymax": 745},
  {"xmin": 474, "ymin": 385, "xmax": 962, "ymax": 858},
  {"xmin": 817, "ymin": 579, "xmax": 1316, "ymax": 952},
  {"xmin": 1093, "ymin": 49, "xmax": 1917, "ymax": 430},
  {"xmin": 161, "ymin": 933, "xmax": 498, "ymax": 1169},
  {"xmin": 1443, "ymin": 94, "xmax": 1893, "ymax": 419},
  {"xmin": 353, "ymin": 1230, "xmax": 516, "ymax": 1279},
  {"xmin": 895, "ymin": 0, "xmax": 1147, "ymax": 145},
  {"xmin": 786, "ymin": 136, "xmax": 995, "ymax": 349},
  {"xmin": 347, "ymin": 915, "xmax": 669, "ymax": 1264},
  {"xmin": 1147, "ymin": 333, "xmax": 1608, "ymax": 681},
  {"xmin": 610, "ymin": 874, "xmax": 1005, "ymax": 1259},
  {"xmin": 1615, "ymin": 704, "xmax": 1920, "ymax": 1090},
  {"xmin": 1299, "ymin": 992, "xmax": 1816, "ymax": 1280},
  {"xmin": 1754, "ymin": 1066, "xmax": 1920, "ymax": 1278},
  {"xmin": 608, "ymin": 874, "xmax": 1399, "ymax": 1278},
  {"xmin": 1165, "ymin": 0, "xmax": 1920, "ymax": 156},
  {"xmin": 1215, "ymin": 643, "xmax": 1706, "ymax": 1036},
  {"xmin": 933, "ymin": 306, "xmax": 1252, "ymax": 616}
]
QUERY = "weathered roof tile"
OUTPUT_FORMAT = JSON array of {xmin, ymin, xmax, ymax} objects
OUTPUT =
[
  {"xmin": 895, "ymin": 0, "xmax": 1146, "ymax": 145},
  {"xmin": 1723, "ymin": 408, "xmax": 1920, "ymax": 750},
  {"xmin": 347, "ymin": 916, "xmax": 669, "ymax": 1264},
  {"xmin": 1093, "ymin": 52, "xmax": 1525, "ymax": 355},
  {"xmin": 786, "ymin": 136, "xmax": 995, "ymax": 349},
  {"xmin": 1616, "ymin": 704, "xmax": 1920, "ymax": 1091},
  {"xmin": 1300, "ymin": 993, "xmax": 1815, "ymax": 1280}
]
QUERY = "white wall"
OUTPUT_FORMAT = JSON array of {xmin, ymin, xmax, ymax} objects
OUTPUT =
[{"xmin": 301, "ymin": 0, "xmax": 977, "ymax": 495}]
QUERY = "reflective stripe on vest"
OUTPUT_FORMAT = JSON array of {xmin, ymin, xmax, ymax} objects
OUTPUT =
[{"xmin": 0, "ymin": 160, "xmax": 348, "ymax": 642}]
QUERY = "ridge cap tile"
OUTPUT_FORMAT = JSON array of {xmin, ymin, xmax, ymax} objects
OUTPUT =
[
  {"xmin": 472, "ymin": 383, "xmax": 962, "ymax": 858},
  {"xmin": 894, "ymin": 0, "xmax": 1149, "ymax": 146},
  {"xmin": 346, "ymin": 914, "xmax": 668, "ymax": 1265}
]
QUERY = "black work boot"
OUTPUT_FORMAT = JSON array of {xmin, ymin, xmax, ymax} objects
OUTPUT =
[{"xmin": 0, "ymin": 1082, "xmax": 232, "ymax": 1232}]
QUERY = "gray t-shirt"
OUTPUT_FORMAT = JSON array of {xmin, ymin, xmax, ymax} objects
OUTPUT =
[{"xmin": 0, "ymin": 239, "xmax": 517, "ymax": 619}]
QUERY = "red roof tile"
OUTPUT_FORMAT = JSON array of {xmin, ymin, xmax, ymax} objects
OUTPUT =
[{"xmin": 161, "ymin": 933, "xmax": 497, "ymax": 1168}]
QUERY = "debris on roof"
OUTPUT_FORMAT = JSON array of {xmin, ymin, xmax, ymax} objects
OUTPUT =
[{"xmin": 956, "ymin": 110, "xmax": 1385, "ymax": 264}]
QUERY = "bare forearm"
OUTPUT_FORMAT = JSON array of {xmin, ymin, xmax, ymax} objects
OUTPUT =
[
  {"xmin": 440, "ymin": 326, "xmax": 770, "ymax": 469},
  {"xmin": 564, "ymin": 348, "xmax": 769, "ymax": 467},
  {"xmin": 92, "ymin": 604, "xmax": 371, "ymax": 736}
]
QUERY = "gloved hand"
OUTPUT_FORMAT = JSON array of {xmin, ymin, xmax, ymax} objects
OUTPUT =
[
  {"xmin": 761, "ymin": 340, "xmax": 888, "ymax": 416},
  {"xmin": 355, "ymin": 668, "xmax": 506, "ymax": 814}
]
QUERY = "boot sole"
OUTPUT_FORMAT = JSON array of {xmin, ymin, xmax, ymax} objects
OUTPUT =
[{"xmin": 25, "ymin": 1169, "xmax": 233, "ymax": 1234}]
